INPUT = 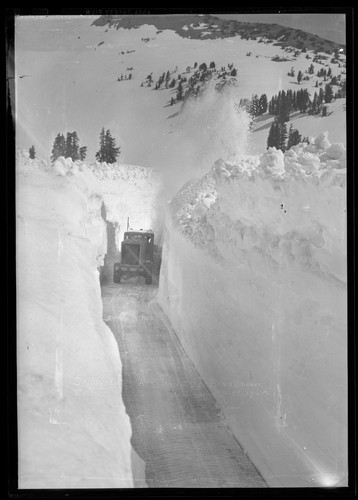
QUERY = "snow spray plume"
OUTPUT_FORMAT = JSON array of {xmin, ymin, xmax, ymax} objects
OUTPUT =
[{"xmin": 153, "ymin": 82, "xmax": 251, "ymax": 243}]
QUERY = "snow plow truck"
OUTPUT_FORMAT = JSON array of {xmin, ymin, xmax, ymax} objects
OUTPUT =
[{"xmin": 113, "ymin": 229, "xmax": 155, "ymax": 285}]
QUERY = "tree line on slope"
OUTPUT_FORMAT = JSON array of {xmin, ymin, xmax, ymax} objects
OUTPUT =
[
  {"xmin": 50, "ymin": 128, "xmax": 120, "ymax": 164},
  {"xmin": 141, "ymin": 60, "xmax": 238, "ymax": 106}
]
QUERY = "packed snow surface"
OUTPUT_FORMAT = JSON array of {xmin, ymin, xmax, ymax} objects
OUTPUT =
[
  {"xmin": 159, "ymin": 132, "xmax": 347, "ymax": 487},
  {"xmin": 16, "ymin": 152, "xmax": 157, "ymax": 488}
]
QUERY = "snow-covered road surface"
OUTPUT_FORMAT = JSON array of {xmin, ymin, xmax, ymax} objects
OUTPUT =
[{"xmin": 101, "ymin": 281, "xmax": 267, "ymax": 488}]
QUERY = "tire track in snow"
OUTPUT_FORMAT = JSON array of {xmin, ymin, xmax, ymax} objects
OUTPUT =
[{"xmin": 102, "ymin": 282, "xmax": 267, "ymax": 488}]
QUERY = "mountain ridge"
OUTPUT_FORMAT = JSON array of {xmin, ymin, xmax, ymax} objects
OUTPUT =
[{"xmin": 92, "ymin": 14, "xmax": 345, "ymax": 53}]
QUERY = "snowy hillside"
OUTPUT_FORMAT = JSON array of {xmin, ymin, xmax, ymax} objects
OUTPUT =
[
  {"xmin": 16, "ymin": 151, "xmax": 156, "ymax": 488},
  {"xmin": 15, "ymin": 15, "xmax": 346, "ymax": 172},
  {"xmin": 158, "ymin": 132, "xmax": 347, "ymax": 487}
]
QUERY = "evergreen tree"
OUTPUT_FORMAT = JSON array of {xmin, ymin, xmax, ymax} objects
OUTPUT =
[
  {"xmin": 258, "ymin": 94, "xmax": 268, "ymax": 114},
  {"xmin": 250, "ymin": 94, "xmax": 260, "ymax": 117},
  {"xmin": 292, "ymin": 90, "xmax": 297, "ymax": 110},
  {"xmin": 309, "ymin": 92, "xmax": 320, "ymax": 115},
  {"xmin": 79, "ymin": 146, "xmax": 87, "ymax": 161},
  {"xmin": 308, "ymin": 63, "xmax": 315, "ymax": 74},
  {"xmin": 341, "ymin": 79, "xmax": 346, "ymax": 97},
  {"xmin": 297, "ymin": 70, "xmax": 303, "ymax": 84},
  {"xmin": 95, "ymin": 128, "xmax": 120, "ymax": 164},
  {"xmin": 287, "ymin": 124, "xmax": 302, "ymax": 149},
  {"xmin": 322, "ymin": 105, "xmax": 328, "ymax": 117},
  {"xmin": 296, "ymin": 88, "xmax": 310, "ymax": 112},
  {"xmin": 230, "ymin": 68, "xmax": 237, "ymax": 77},
  {"xmin": 268, "ymin": 95, "xmax": 278, "ymax": 115},
  {"xmin": 288, "ymin": 66, "xmax": 295, "ymax": 77},
  {"xmin": 267, "ymin": 118, "xmax": 289, "ymax": 151},
  {"xmin": 209, "ymin": 61, "xmax": 216, "ymax": 68},
  {"xmin": 277, "ymin": 90, "xmax": 290, "ymax": 122},
  {"xmin": 176, "ymin": 81, "xmax": 183, "ymax": 101},
  {"xmin": 50, "ymin": 133, "xmax": 66, "ymax": 162},
  {"xmin": 29, "ymin": 145, "xmax": 36, "ymax": 159},
  {"xmin": 318, "ymin": 87, "xmax": 325, "ymax": 105},
  {"xmin": 278, "ymin": 121, "xmax": 288, "ymax": 152},
  {"xmin": 96, "ymin": 128, "xmax": 106, "ymax": 162},
  {"xmin": 105, "ymin": 129, "xmax": 120, "ymax": 163},
  {"xmin": 324, "ymin": 83, "xmax": 334, "ymax": 103},
  {"xmin": 267, "ymin": 119, "xmax": 280, "ymax": 149},
  {"xmin": 65, "ymin": 132, "xmax": 80, "ymax": 160}
]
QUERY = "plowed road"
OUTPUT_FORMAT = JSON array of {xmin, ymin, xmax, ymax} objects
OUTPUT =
[{"xmin": 102, "ymin": 280, "xmax": 267, "ymax": 488}]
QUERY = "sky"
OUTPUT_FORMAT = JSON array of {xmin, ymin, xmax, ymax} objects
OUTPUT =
[{"xmin": 216, "ymin": 13, "xmax": 346, "ymax": 45}]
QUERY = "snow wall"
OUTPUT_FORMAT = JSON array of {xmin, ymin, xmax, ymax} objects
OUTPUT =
[
  {"xmin": 16, "ymin": 153, "xmax": 135, "ymax": 488},
  {"xmin": 158, "ymin": 134, "xmax": 347, "ymax": 487}
]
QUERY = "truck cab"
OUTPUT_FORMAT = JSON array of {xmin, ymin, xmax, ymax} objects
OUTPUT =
[{"xmin": 113, "ymin": 230, "xmax": 154, "ymax": 284}]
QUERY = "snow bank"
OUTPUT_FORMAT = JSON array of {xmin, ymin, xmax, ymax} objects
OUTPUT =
[
  {"xmin": 16, "ymin": 152, "xmax": 134, "ymax": 488},
  {"xmin": 159, "ymin": 134, "xmax": 347, "ymax": 487}
]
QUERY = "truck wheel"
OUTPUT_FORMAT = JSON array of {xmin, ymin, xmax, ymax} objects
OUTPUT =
[{"xmin": 113, "ymin": 273, "xmax": 121, "ymax": 284}]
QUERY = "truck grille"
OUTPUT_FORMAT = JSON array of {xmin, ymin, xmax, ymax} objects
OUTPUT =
[{"xmin": 122, "ymin": 244, "xmax": 140, "ymax": 266}]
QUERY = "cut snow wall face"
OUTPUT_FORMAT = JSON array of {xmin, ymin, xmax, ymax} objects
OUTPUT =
[
  {"xmin": 158, "ymin": 138, "xmax": 347, "ymax": 487},
  {"xmin": 16, "ymin": 153, "xmax": 134, "ymax": 488}
]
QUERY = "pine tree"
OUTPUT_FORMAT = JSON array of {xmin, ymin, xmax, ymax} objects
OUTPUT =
[
  {"xmin": 297, "ymin": 70, "xmax": 303, "ymax": 85},
  {"xmin": 324, "ymin": 83, "xmax": 334, "ymax": 103},
  {"xmin": 277, "ymin": 90, "xmax": 290, "ymax": 122},
  {"xmin": 288, "ymin": 66, "xmax": 295, "ymax": 77},
  {"xmin": 104, "ymin": 129, "xmax": 120, "ymax": 163},
  {"xmin": 308, "ymin": 63, "xmax": 315, "ymax": 74},
  {"xmin": 50, "ymin": 133, "xmax": 66, "ymax": 162},
  {"xmin": 96, "ymin": 128, "xmax": 106, "ymax": 162},
  {"xmin": 341, "ymin": 79, "xmax": 346, "ymax": 97},
  {"xmin": 230, "ymin": 68, "xmax": 237, "ymax": 77},
  {"xmin": 287, "ymin": 124, "xmax": 302, "ymax": 149},
  {"xmin": 309, "ymin": 92, "xmax": 320, "ymax": 115},
  {"xmin": 65, "ymin": 132, "xmax": 80, "ymax": 160},
  {"xmin": 79, "ymin": 146, "xmax": 87, "ymax": 161},
  {"xmin": 318, "ymin": 87, "xmax": 325, "ymax": 105},
  {"xmin": 278, "ymin": 121, "xmax": 288, "ymax": 152},
  {"xmin": 267, "ymin": 118, "xmax": 289, "ymax": 151},
  {"xmin": 29, "ymin": 145, "xmax": 36, "ymax": 159},
  {"xmin": 95, "ymin": 128, "xmax": 120, "ymax": 164},
  {"xmin": 297, "ymin": 89, "xmax": 310, "ymax": 112},
  {"xmin": 250, "ymin": 94, "xmax": 260, "ymax": 117},
  {"xmin": 267, "ymin": 119, "xmax": 280, "ymax": 149},
  {"xmin": 176, "ymin": 81, "xmax": 183, "ymax": 101},
  {"xmin": 259, "ymin": 94, "xmax": 268, "ymax": 114}
]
